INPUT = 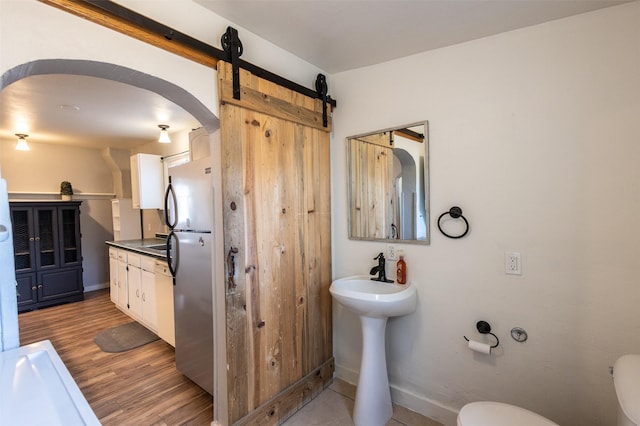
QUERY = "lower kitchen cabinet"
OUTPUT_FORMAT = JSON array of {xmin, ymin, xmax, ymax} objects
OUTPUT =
[
  {"xmin": 109, "ymin": 248, "xmax": 129, "ymax": 310},
  {"xmin": 155, "ymin": 259, "xmax": 175, "ymax": 346},
  {"xmin": 128, "ymin": 254, "xmax": 157, "ymax": 332},
  {"xmin": 140, "ymin": 261, "xmax": 158, "ymax": 331},
  {"xmin": 116, "ymin": 251, "xmax": 128, "ymax": 309},
  {"xmin": 108, "ymin": 247, "xmax": 118, "ymax": 304},
  {"xmin": 10, "ymin": 201, "xmax": 84, "ymax": 312},
  {"xmin": 108, "ymin": 248, "xmax": 165, "ymax": 337},
  {"xmin": 126, "ymin": 253, "xmax": 143, "ymax": 320}
]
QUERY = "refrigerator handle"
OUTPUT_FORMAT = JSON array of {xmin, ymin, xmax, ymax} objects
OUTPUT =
[
  {"xmin": 167, "ymin": 230, "xmax": 179, "ymax": 281},
  {"xmin": 164, "ymin": 177, "xmax": 178, "ymax": 230}
]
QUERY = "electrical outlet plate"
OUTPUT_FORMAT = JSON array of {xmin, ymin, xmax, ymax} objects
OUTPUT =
[
  {"xmin": 387, "ymin": 244, "xmax": 397, "ymax": 261},
  {"xmin": 505, "ymin": 252, "xmax": 522, "ymax": 275}
]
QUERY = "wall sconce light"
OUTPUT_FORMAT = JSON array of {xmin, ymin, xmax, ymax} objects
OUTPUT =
[
  {"xmin": 158, "ymin": 124, "xmax": 171, "ymax": 143},
  {"xmin": 15, "ymin": 134, "xmax": 30, "ymax": 151}
]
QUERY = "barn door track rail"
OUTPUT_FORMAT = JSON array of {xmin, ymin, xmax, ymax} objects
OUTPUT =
[{"xmin": 40, "ymin": 0, "xmax": 336, "ymax": 124}]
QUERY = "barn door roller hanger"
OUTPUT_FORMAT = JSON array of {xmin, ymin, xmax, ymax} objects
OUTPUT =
[
  {"xmin": 220, "ymin": 26, "xmax": 335, "ymax": 126},
  {"xmin": 62, "ymin": 0, "xmax": 336, "ymax": 127}
]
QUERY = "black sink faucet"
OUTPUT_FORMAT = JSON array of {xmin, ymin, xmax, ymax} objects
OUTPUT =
[{"xmin": 370, "ymin": 252, "xmax": 393, "ymax": 283}]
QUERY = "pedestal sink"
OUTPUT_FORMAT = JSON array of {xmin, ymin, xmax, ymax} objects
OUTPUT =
[{"xmin": 330, "ymin": 275, "xmax": 417, "ymax": 426}]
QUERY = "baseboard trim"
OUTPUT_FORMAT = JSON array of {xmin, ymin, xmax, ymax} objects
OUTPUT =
[
  {"xmin": 335, "ymin": 363, "xmax": 458, "ymax": 426},
  {"xmin": 84, "ymin": 283, "xmax": 109, "ymax": 292},
  {"xmin": 234, "ymin": 357, "xmax": 335, "ymax": 425}
]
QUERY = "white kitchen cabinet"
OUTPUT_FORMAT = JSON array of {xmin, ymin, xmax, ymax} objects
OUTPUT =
[
  {"xmin": 108, "ymin": 248, "xmax": 118, "ymax": 304},
  {"xmin": 140, "ymin": 256, "xmax": 158, "ymax": 332},
  {"xmin": 116, "ymin": 251, "xmax": 128, "ymax": 309},
  {"xmin": 130, "ymin": 153, "xmax": 163, "ymax": 209},
  {"xmin": 107, "ymin": 246, "xmax": 171, "ymax": 341},
  {"xmin": 110, "ymin": 249, "xmax": 159, "ymax": 332},
  {"xmin": 126, "ymin": 253, "xmax": 142, "ymax": 319},
  {"xmin": 155, "ymin": 259, "xmax": 174, "ymax": 346},
  {"xmin": 111, "ymin": 199, "xmax": 141, "ymax": 241}
]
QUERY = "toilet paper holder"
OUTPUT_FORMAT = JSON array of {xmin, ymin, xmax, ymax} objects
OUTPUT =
[{"xmin": 464, "ymin": 320, "xmax": 500, "ymax": 349}]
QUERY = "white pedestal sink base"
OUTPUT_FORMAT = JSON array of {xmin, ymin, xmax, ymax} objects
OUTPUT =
[
  {"xmin": 329, "ymin": 276, "xmax": 417, "ymax": 426},
  {"xmin": 353, "ymin": 316, "xmax": 393, "ymax": 426}
]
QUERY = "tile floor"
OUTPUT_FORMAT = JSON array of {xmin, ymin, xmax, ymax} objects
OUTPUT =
[{"xmin": 283, "ymin": 378, "xmax": 445, "ymax": 426}]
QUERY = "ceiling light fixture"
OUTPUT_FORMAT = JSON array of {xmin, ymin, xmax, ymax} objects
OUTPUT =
[
  {"xmin": 158, "ymin": 124, "xmax": 171, "ymax": 144},
  {"xmin": 59, "ymin": 104, "xmax": 81, "ymax": 111},
  {"xmin": 15, "ymin": 134, "xmax": 30, "ymax": 151}
]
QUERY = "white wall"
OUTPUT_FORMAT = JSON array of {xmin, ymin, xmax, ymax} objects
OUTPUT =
[
  {"xmin": 0, "ymin": 142, "xmax": 113, "ymax": 194},
  {"xmin": 0, "ymin": 141, "xmax": 115, "ymax": 290},
  {"xmin": 0, "ymin": 0, "xmax": 217, "ymax": 119},
  {"xmin": 331, "ymin": 3, "xmax": 640, "ymax": 425}
]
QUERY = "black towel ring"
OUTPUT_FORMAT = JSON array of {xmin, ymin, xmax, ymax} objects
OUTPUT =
[{"xmin": 437, "ymin": 206, "xmax": 469, "ymax": 239}]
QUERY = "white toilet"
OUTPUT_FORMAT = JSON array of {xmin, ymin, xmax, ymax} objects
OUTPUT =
[
  {"xmin": 457, "ymin": 401, "xmax": 559, "ymax": 426},
  {"xmin": 613, "ymin": 354, "xmax": 640, "ymax": 426},
  {"xmin": 459, "ymin": 355, "xmax": 640, "ymax": 426}
]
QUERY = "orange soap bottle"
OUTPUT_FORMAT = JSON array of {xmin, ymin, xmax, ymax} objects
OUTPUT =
[{"xmin": 396, "ymin": 251, "xmax": 407, "ymax": 284}]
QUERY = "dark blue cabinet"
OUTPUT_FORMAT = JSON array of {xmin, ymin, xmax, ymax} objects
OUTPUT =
[{"xmin": 10, "ymin": 201, "xmax": 84, "ymax": 312}]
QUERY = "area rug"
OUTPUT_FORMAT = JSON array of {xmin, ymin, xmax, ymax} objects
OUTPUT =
[{"xmin": 94, "ymin": 322, "xmax": 159, "ymax": 353}]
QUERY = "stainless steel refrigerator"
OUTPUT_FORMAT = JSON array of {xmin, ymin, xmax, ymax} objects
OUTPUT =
[{"xmin": 164, "ymin": 156, "xmax": 214, "ymax": 395}]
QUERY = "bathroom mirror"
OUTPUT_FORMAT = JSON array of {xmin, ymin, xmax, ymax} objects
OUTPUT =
[{"xmin": 347, "ymin": 121, "xmax": 429, "ymax": 244}]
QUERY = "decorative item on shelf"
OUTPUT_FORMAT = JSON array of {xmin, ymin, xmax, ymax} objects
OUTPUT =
[
  {"xmin": 15, "ymin": 133, "xmax": 30, "ymax": 151},
  {"xmin": 158, "ymin": 124, "xmax": 171, "ymax": 143},
  {"xmin": 437, "ymin": 205, "xmax": 469, "ymax": 239},
  {"xmin": 60, "ymin": 181, "xmax": 73, "ymax": 201}
]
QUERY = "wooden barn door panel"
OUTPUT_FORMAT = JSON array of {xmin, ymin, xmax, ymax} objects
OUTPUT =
[
  {"xmin": 349, "ymin": 137, "xmax": 394, "ymax": 239},
  {"xmin": 219, "ymin": 62, "xmax": 332, "ymax": 425}
]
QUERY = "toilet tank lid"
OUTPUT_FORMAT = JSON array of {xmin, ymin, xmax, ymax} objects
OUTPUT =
[
  {"xmin": 458, "ymin": 402, "xmax": 559, "ymax": 426},
  {"xmin": 614, "ymin": 354, "xmax": 640, "ymax": 424}
]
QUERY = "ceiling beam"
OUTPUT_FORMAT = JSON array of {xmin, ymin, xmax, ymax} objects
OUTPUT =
[
  {"xmin": 395, "ymin": 128, "xmax": 424, "ymax": 143},
  {"xmin": 38, "ymin": 0, "xmax": 336, "ymax": 108},
  {"xmin": 39, "ymin": 0, "xmax": 220, "ymax": 68}
]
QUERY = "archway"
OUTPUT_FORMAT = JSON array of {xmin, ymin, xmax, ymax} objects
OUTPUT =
[
  {"xmin": 1, "ymin": 59, "xmax": 219, "ymax": 133},
  {"xmin": 393, "ymin": 147, "xmax": 417, "ymax": 240},
  {"xmin": 0, "ymin": 58, "xmax": 219, "ymax": 350}
]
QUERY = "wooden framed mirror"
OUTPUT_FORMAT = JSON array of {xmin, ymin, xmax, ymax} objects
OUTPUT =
[{"xmin": 347, "ymin": 121, "xmax": 429, "ymax": 244}]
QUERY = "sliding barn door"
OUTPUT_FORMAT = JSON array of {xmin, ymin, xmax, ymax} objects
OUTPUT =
[{"xmin": 218, "ymin": 62, "xmax": 333, "ymax": 425}]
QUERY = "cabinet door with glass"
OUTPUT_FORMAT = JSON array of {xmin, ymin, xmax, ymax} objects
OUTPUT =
[
  {"xmin": 58, "ymin": 204, "xmax": 82, "ymax": 267},
  {"xmin": 33, "ymin": 206, "xmax": 60, "ymax": 271},
  {"xmin": 12, "ymin": 205, "xmax": 62, "ymax": 272},
  {"xmin": 10, "ymin": 206, "xmax": 36, "ymax": 274}
]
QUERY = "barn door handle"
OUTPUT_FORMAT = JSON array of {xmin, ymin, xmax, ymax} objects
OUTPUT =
[{"xmin": 226, "ymin": 246, "xmax": 239, "ymax": 291}]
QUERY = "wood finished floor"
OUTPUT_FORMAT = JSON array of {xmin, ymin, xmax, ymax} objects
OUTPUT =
[{"xmin": 18, "ymin": 289, "xmax": 213, "ymax": 425}]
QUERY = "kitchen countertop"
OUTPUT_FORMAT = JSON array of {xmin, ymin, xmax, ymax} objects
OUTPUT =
[{"xmin": 105, "ymin": 237, "xmax": 168, "ymax": 259}]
